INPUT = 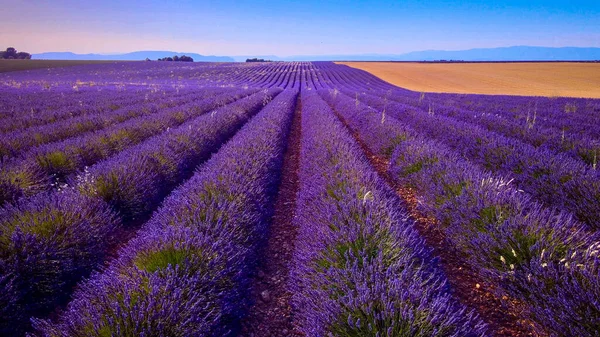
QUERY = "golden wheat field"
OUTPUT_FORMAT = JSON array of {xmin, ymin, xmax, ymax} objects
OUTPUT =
[{"xmin": 339, "ymin": 61, "xmax": 600, "ymax": 98}]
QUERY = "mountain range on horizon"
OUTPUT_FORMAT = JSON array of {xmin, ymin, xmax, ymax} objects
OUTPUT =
[
  {"xmin": 32, "ymin": 46, "xmax": 600, "ymax": 62},
  {"xmin": 32, "ymin": 51, "xmax": 235, "ymax": 62}
]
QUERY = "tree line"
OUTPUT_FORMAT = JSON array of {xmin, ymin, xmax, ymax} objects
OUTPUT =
[
  {"xmin": 1, "ymin": 47, "xmax": 31, "ymax": 60},
  {"xmin": 246, "ymin": 58, "xmax": 272, "ymax": 62},
  {"xmin": 156, "ymin": 55, "xmax": 194, "ymax": 62}
]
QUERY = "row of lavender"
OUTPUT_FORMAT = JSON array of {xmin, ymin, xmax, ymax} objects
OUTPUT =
[
  {"xmin": 316, "ymin": 62, "xmax": 600, "ymax": 230},
  {"xmin": 18, "ymin": 84, "xmax": 489, "ymax": 336},
  {"xmin": 1, "ymin": 60, "xmax": 598, "ymax": 336},
  {"xmin": 0, "ymin": 87, "xmax": 256, "ymax": 205},
  {"xmin": 291, "ymin": 90, "xmax": 486, "ymax": 336},
  {"xmin": 0, "ymin": 88, "xmax": 233, "ymax": 158},
  {"xmin": 324, "ymin": 62, "xmax": 600, "ymax": 140},
  {"xmin": 30, "ymin": 89, "xmax": 298, "ymax": 336},
  {"xmin": 0, "ymin": 86, "xmax": 281, "ymax": 335},
  {"xmin": 312, "ymin": 62, "xmax": 600, "ymax": 336},
  {"xmin": 321, "ymin": 62, "xmax": 600, "ymax": 167}
]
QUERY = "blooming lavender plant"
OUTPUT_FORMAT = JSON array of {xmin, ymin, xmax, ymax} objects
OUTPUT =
[
  {"xmin": 0, "ymin": 88, "xmax": 255, "ymax": 206},
  {"xmin": 0, "ymin": 88, "xmax": 216, "ymax": 158},
  {"xmin": 344, "ymin": 88, "xmax": 600, "ymax": 230},
  {"xmin": 316, "ymin": 81, "xmax": 599, "ymax": 336},
  {"xmin": 30, "ymin": 89, "xmax": 299, "ymax": 336},
  {"xmin": 75, "ymin": 88, "xmax": 281, "ymax": 220},
  {"xmin": 291, "ymin": 90, "xmax": 486, "ymax": 336},
  {"xmin": 0, "ymin": 191, "xmax": 120, "ymax": 335},
  {"xmin": 507, "ymin": 247, "xmax": 600, "ymax": 337}
]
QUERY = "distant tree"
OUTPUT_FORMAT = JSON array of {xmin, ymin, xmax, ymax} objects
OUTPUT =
[
  {"xmin": 246, "ymin": 58, "xmax": 271, "ymax": 62},
  {"xmin": 1, "ymin": 47, "xmax": 31, "ymax": 59},
  {"xmin": 5, "ymin": 47, "xmax": 16, "ymax": 57},
  {"xmin": 157, "ymin": 55, "xmax": 194, "ymax": 62},
  {"xmin": 145, "ymin": 58, "xmax": 151, "ymax": 61},
  {"xmin": 16, "ymin": 52, "xmax": 31, "ymax": 60}
]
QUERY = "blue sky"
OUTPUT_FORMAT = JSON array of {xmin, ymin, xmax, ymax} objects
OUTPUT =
[{"xmin": 2, "ymin": 0, "xmax": 599, "ymax": 55}]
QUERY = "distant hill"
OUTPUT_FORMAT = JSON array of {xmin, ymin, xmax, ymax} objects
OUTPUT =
[
  {"xmin": 237, "ymin": 46, "xmax": 600, "ymax": 62},
  {"xmin": 32, "ymin": 46, "xmax": 600, "ymax": 62},
  {"xmin": 33, "ymin": 51, "xmax": 234, "ymax": 62},
  {"xmin": 381, "ymin": 46, "xmax": 600, "ymax": 62}
]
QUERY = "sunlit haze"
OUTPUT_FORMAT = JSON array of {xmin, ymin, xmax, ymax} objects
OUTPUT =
[{"xmin": 2, "ymin": 0, "xmax": 599, "ymax": 56}]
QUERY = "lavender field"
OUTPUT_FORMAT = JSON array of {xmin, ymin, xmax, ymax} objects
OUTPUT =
[{"xmin": 0, "ymin": 61, "xmax": 599, "ymax": 337}]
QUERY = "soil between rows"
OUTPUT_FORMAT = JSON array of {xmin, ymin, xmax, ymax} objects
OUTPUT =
[{"xmin": 240, "ymin": 97, "xmax": 304, "ymax": 337}]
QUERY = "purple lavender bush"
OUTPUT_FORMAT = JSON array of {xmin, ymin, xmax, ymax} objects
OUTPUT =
[
  {"xmin": 75, "ymin": 88, "xmax": 280, "ymax": 220},
  {"xmin": 0, "ymin": 88, "xmax": 279, "ymax": 335},
  {"xmin": 507, "ymin": 247, "xmax": 600, "ymax": 337},
  {"xmin": 291, "ymin": 90, "xmax": 486, "ymax": 337},
  {"xmin": 0, "ymin": 191, "xmax": 120, "ymax": 335},
  {"xmin": 0, "ymin": 88, "xmax": 253, "ymax": 206},
  {"xmin": 344, "ymin": 89, "xmax": 600, "ymax": 230},
  {"xmin": 316, "ymin": 84, "xmax": 599, "ymax": 336},
  {"xmin": 30, "ymin": 89, "xmax": 298, "ymax": 336}
]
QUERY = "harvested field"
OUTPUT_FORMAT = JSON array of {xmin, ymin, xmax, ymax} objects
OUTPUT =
[{"xmin": 338, "ymin": 61, "xmax": 600, "ymax": 98}]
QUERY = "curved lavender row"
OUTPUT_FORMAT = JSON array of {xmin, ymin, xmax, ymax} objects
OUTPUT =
[
  {"xmin": 291, "ymin": 90, "xmax": 486, "ymax": 337},
  {"xmin": 318, "ymin": 88, "xmax": 600, "ymax": 336},
  {"xmin": 0, "ymin": 88, "xmax": 280, "ymax": 336},
  {"xmin": 0, "ymin": 88, "xmax": 255, "ymax": 206},
  {"xmin": 332, "ymin": 80, "xmax": 600, "ymax": 168},
  {"xmin": 324, "ymin": 62, "xmax": 600, "ymax": 135},
  {"xmin": 0, "ymin": 88, "xmax": 223, "ymax": 158},
  {"xmin": 31, "ymin": 89, "xmax": 298, "ymax": 337},
  {"xmin": 418, "ymin": 99, "xmax": 600, "ymax": 167},
  {"xmin": 346, "ymin": 90, "xmax": 600, "ymax": 230},
  {"xmin": 390, "ymin": 90, "xmax": 600, "ymax": 161},
  {"xmin": 322, "ymin": 65, "xmax": 600, "ymax": 167},
  {"xmin": 319, "ymin": 62, "xmax": 600, "ymax": 144},
  {"xmin": 325, "ymin": 67, "xmax": 600, "ymax": 168},
  {"xmin": 417, "ymin": 92, "xmax": 600, "ymax": 140}
]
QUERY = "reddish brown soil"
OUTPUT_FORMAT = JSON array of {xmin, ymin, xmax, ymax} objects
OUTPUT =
[
  {"xmin": 240, "ymin": 98, "xmax": 304, "ymax": 337},
  {"xmin": 331, "ymin": 108, "xmax": 542, "ymax": 337}
]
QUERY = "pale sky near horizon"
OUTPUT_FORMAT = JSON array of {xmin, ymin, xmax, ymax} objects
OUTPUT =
[{"xmin": 2, "ymin": 0, "xmax": 599, "ymax": 56}]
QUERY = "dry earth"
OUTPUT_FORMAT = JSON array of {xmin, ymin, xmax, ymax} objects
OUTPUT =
[{"xmin": 338, "ymin": 62, "xmax": 600, "ymax": 98}]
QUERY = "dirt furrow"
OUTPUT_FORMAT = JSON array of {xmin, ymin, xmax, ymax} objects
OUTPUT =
[{"xmin": 240, "ymin": 97, "xmax": 303, "ymax": 337}]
